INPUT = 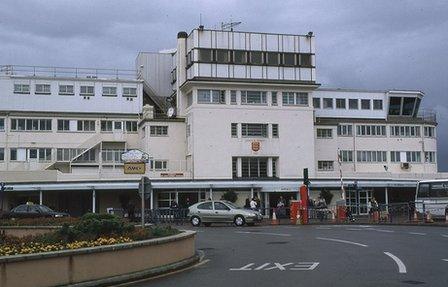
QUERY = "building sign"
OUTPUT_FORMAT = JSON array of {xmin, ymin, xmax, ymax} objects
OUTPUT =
[
  {"xmin": 124, "ymin": 162, "xmax": 146, "ymax": 174},
  {"xmin": 251, "ymin": 141, "xmax": 261, "ymax": 152}
]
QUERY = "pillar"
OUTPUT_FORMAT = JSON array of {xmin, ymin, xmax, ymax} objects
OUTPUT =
[
  {"xmin": 92, "ymin": 188, "xmax": 96, "ymax": 213},
  {"xmin": 150, "ymin": 189, "xmax": 154, "ymax": 209},
  {"xmin": 39, "ymin": 189, "xmax": 43, "ymax": 205},
  {"xmin": 264, "ymin": 192, "xmax": 270, "ymax": 218},
  {"xmin": 385, "ymin": 187, "xmax": 389, "ymax": 212},
  {"xmin": 250, "ymin": 186, "xmax": 254, "ymax": 199}
]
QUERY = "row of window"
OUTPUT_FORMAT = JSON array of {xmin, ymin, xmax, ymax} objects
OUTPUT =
[
  {"xmin": 13, "ymin": 83, "xmax": 137, "ymax": 97},
  {"xmin": 194, "ymin": 89, "xmax": 309, "ymax": 106},
  {"xmin": 188, "ymin": 48, "xmax": 313, "ymax": 68},
  {"xmin": 5, "ymin": 118, "xmax": 138, "ymax": 133},
  {"xmin": 334, "ymin": 150, "xmax": 435, "ymax": 164},
  {"xmin": 313, "ymin": 98, "xmax": 383, "ymax": 111},
  {"xmin": 333, "ymin": 125, "xmax": 435, "ymax": 138},
  {"xmin": 231, "ymin": 123, "xmax": 279, "ymax": 138}
]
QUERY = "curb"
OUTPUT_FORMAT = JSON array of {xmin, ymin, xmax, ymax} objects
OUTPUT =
[{"xmin": 66, "ymin": 251, "xmax": 202, "ymax": 287}]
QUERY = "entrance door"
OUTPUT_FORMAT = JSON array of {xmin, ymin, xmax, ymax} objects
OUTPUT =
[{"xmin": 346, "ymin": 190, "xmax": 371, "ymax": 215}]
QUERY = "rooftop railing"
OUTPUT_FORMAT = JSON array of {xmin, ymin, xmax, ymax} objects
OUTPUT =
[
  {"xmin": 417, "ymin": 109, "xmax": 437, "ymax": 123},
  {"xmin": 0, "ymin": 65, "xmax": 137, "ymax": 80}
]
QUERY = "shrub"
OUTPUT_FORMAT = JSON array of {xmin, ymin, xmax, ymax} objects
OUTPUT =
[
  {"xmin": 0, "ymin": 217, "xmax": 79, "ymax": 227},
  {"xmin": 222, "ymin": 190, "xmax": 238, "ymax": 203}
]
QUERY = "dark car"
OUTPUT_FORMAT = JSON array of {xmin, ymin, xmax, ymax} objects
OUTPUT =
[{"xmin": 3, "ymin": 204, "xmax": 69, "ymax": 219}]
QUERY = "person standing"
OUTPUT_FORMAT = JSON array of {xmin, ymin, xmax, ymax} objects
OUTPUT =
[{"xmin": 250, "ymin": 197, "xmax": 257, "ymax": 211}]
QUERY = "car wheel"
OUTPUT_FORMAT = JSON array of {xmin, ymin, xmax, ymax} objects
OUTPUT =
[
  {"xmin": 190, "ymin": 216, "xmax": 201, "ymax": 227},
  {"xmin": 234, "ymin": 215, "xmax": 245, "ymax": 227}
]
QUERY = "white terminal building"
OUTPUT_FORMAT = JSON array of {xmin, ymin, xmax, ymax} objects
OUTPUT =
[{"xmin": 0, "ymin": 27, "xmax": 444, "ymax": 216}]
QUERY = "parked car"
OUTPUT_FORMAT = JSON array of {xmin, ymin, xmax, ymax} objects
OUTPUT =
[
  {"xmin": 2, "ymin": 204, "xmax": 69, "ymax": 219},
  {"xmin": 188, "ymin": 200, "xmax": 263, "ymax": 227}
]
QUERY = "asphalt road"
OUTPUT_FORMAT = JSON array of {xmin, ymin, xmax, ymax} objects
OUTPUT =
[{"xmin": 128, "ymin": 224, "xmax": 448, "ymax": 287}]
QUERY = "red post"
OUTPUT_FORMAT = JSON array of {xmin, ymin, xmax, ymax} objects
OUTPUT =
[{"xmin": 299, "ymin": 185, "xmax": 309, "ymax": 224}]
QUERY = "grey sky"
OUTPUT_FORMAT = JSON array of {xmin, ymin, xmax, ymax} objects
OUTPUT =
[{"xmin": 1, "ymin": 0, "xmax": 447, "ymax": 170}]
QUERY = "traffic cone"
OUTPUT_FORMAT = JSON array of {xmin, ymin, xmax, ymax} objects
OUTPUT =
[
  {"xmin": 271, "ymin": 210, "xmax": 279, "ymax": 225},
  {"xmin": 425, "ymin": 211, "xmax": 434, "ymax": 223},
  {"xmin": 413, "ymin": 210, "xmax": 418, "ymax": 223},
  {"xmin": 331, "ymin": 208, "xmax": 336, "ymax": 223}
]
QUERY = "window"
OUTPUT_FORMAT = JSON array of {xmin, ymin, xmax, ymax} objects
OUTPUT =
[
  {"xmin": 230, "ymin": 90, "xmax": 237, "ymax": 105},
  {"xmin": 150, "ymin": 126, "xmax": 168, "ymax": 136},
  {"xmin": 282, "ymin": 92, "xmax": 308, "ymax": 106},
  {"xmin": 198, "ymin": 49, "xmax": 212, "ymax": 62},
  {"xmin": 114, "ymin": 121, "xmax": 122, "ymax": 130},
  {"xmin": 283, "ymin": 53, "xmax": 295, "ymax": 66},
  {"xmin": 241, "ymin": 157, "xmax": 268, "ymax": 178},
  {"xmin": 14, "ymin": 84, "xmax": 30, "ymax": 94},
  {"xmin": 150, "ymin": 160, "xmax": 168, "ymax": 171},
  {"xmin": 337, "ymin": 124, "xmax": 353, "ymax": 136},
  {"xmin": 336, "ymin": 98, "xmax": 346, "ymax": 109},
  {"xmin": 390, "ymin": 151, "xmax": 401, "ymax": 163},
  {"xmin": 272, "ymin": 124, "xmax": 279, "ymax": 138},
  {"xmin": 267, "ymin": 52, "xmax": 279, "ymax": 65},
  {"xmin": 241, "ymin": 91, "xmax": 267, "ymax": 105},
  {"xmin": 101, "ymin": 120, "xmax": 113, "ymax": 132},
  {"xmin": 424, "ymin": 126, "xmax": 435, "ymax": 138},
  {"xmin": 361, "ymin": 99, "xmax": 371, "ymax": 110},
  {"xmin": 389, "ymin": 97, "xmax": 401, "ymax": 115},
  {"xmin": 197, "ymin": 202, "xmax": 213, "ymax": 210},
  {"xmin": 10, "ymin": 119, "xmax": 52, "ymax": 131},
  {"xmin": 356, "ymin": 151, "xmax": 387, "ymax": 162},
  {"xmin": 318, "ymin": 161, "xmax": 334, "ymax": 171},
  {"xmin": 231, "ymin": 123, "xmax": 238, "ymax": 138},
  {"xmin": 300, "ymin": 54, "xmax": 312, "ymax": 67},
  {"xmin": 214, "ymin": 202, "xmax": 230, "ymax": 211},
  {"xmin": 323, "ymin": 98, "xmax": 333, "ymax": 109},
  {"xmin": 317, "ymin": 128, "xmax": 332, "ymax": 139},
  {"xmin": 271, "ymin": 92, "xmax": 278, "ymax": 106},
  {"xmin": 57, "ymin": 120, "xmax": 70, "ymax": 131},
  {"xmin": 216, "ymin": 50, "xmax": 229, "ymax": 63},
  {"xmin": 250, "ymin": 51, "xmax": 263, "ymax": 64},
  {"xmin": 80, "ymin": 86, "xmax": 94, "ymax": 96},
  {"xmin": 233, "ymin": 50, "xmax": 247, "ymax": 64},
  {"xmin": 35, "ymin": 84, "xmax": 51, "ymax": 94},
  {"xmin": 77, "ymin": 120, "xmax": 95, "ymax": 132},
  {"xmin": 102, "ymin": 86, "xmax": 117, "ymax": 97},
  {"xmin": 272, "ymin": 158, "xmax": 277, "ymax": 177},
  {"xmin": 10, "ymin": 148, "xmax": 26, "ymax": 161},
  {"xmin": 390, "ymin": 126, "xmax": 421, "ymax": 137},
  {"xmin": 406, "ymin": 151, "xmax": 421, "ymax": 163},
  {"xmin": 0, "ymin": 119, "xmax": 4, "ymax": 131},
  {"xmin": 36, "ymin": 148, "xmax": 52, "ymax": 162},
  {"xmin": 102, "ymin": 149, "xmax": 125, "ymax": 163},
  {"xmin": 356, "ymin": 125, "xmax": 386, "ymax": 136},
  {"xmin": 56, "ymin": 148, "xmax": 84, "ymax": 161},
  {"xmin": 198, "ymin": 89, "xmax": 225, "ymax": 104},
  {"xmin": 349, "ymin": 99, "xmax": 359, "ymax": 110},
  {"xmin": 125, "ymin": 121, "xmax": 137, "ymax": 132},
  {"xmin": 59, "ymin": 85, "xmax": 74, "ymax": 95},
  {"xmin": 123, "ymin": 87, "xmax": 137, "ymax": 97},
  {"xmin": 425, "ymin": 152, "xmax": 436, "ymax": 163},
  {"xmin": 313, "ymin": 98, "xmax": 321, "ymax": 109},
  {"xmin": 373, "ymin": 99, "xmax": 383, "ymax": 110},
  {"xmin": 74, "ymin": 149, "xmax": 96, "ymax": 162},
  {"xmin": 0, "ymin": 148, "xmax": 4, "ymax": 161},
  {"xmin": 402, "ymin": 97, "xmax": 416, "ymax": 116},
  {"xmin": 232, "ymin": 157, "xmax": 238, "ymax": 178},
  {"xmin": 339, "ymin": 150, "xmax": 353, "ymax": 162},
  {"xmin": 241, "ymin": 123, "xmax": 268, "ymax": 138}
]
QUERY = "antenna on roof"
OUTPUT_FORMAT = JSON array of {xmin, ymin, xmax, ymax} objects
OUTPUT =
[
  {"xmin": 199, "ymin": 13, "xmax": 204, "ymax": 30},
  {"xmin": 221, "ymin": 21, "xmax": 241, "ymax": 31}
]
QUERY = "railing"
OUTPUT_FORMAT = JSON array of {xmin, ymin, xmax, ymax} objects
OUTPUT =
[
  {"xmin": 417, "ymin": 109, "xmax": 437, "ymax": 123},
  {"xmin": 0, "ymin": 65, "xmax": 137, "ymax": 80}
]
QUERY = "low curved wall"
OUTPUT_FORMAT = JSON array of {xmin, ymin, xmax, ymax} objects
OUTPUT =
[
  {"xmin": 0, "ymin": 226, "xmax": 60, "ymax": 237},
  {"xmin": 0, "ymin": 230, "xmax": 196, "ymax": 287}
]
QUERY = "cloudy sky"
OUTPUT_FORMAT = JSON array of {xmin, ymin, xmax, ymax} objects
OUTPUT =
[{"xmin": 1, "ymin": 0, "xmax": 447, "ymax": 170}]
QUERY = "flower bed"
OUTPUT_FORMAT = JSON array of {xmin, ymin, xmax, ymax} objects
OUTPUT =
[{"xmin": 0, "ymin": 213, "xmax": 179, "ymax": 256}]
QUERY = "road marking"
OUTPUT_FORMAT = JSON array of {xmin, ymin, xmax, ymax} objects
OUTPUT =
[
  {"xmin": 441, "ymin": 234, "xmax": 448, "ymax": 238},
  {"xmin": 229, "ymin": 263, "xmax": 255, "ymax": 271},
  {"xmin": 408, "ymin": 232, "xmax": 426, "ymax": 236},
  {"xmin": 316, "ymin": 237, "xmax": 368, "ymax": 247},
  {"xmin": 235, "ymin": 231, "xmax": 291, "ymax": 237},
  {"xmin": 346, "ymin": 228, "xmax": 364, "ymax": 231},
  {"xmin": 384, "ymin": 252, "xmax": 407, "ymax": 274},
  {"xmin": 442, "ymin": 259, "xmax": 448, "ymax": 262},
  {"xmin": 315, "ymin": 227, "xmax": 332, "ymax": 230},
  {"xmin": 373, "ymin": 229, "xmax": 395, "ymax": 233},
  {"xmin": 229, "ymin": 262, "xmax": 319, "ymax": 271}
]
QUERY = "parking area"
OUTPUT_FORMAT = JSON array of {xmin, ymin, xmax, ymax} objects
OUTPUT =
[{"xmin": 128, "ymin": 225, "xmax": 448, "ymax": 287}]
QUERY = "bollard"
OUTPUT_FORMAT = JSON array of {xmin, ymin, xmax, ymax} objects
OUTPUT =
[
  {"xmin": 425, "ymin": 211, "xmax": 434, "ymax": 223},
  {"xmin": 271, "ymin": 210, "xmax": 279, "ymax": 225}
]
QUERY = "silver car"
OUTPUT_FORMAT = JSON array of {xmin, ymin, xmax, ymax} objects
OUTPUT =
[{"xmin": 188, "ymin": 200, "xmax": 263, "ymax": 227}]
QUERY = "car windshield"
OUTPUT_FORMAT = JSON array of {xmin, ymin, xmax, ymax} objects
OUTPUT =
[{"xmin": 223, "ymin": 201, "xmax": 240, "ymax": 209}]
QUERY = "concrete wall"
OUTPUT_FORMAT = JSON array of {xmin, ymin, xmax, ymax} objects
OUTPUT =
[{"xmin": 0, "ymin": 231, "xmax": 196, "ymax": 287}]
